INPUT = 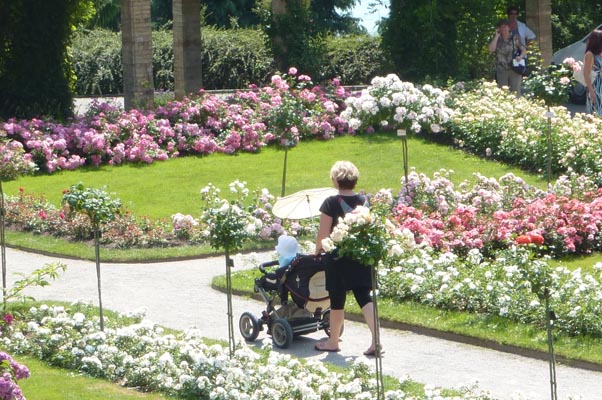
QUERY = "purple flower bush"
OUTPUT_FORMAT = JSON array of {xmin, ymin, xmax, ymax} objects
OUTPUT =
[
  {"xmin": 0, "ymin": 71, "xmax": 350, "ymax": 173},
  {"xmin": 0, "ymin": 351, "xmax": 29, "ymax": 400}
]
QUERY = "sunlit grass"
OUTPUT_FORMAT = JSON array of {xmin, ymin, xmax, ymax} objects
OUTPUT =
[
  {"xmin": 4, "ymin": 134, "xmax": 547, "ymax": 220},
  {"xmin": 1, "ymin": 133, "xmax": 551, "ymax": 260}
]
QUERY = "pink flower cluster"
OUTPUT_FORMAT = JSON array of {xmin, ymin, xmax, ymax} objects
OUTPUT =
[
  {"xmin": 395, "ymin": 171, "xmax": 602, "ymax": 256},
  {"xmin": 0, "ymin": 72, "xmax": 350, "ymax": 174},
  {"xmin": 0, "ymin": 352, "xmax": 29, "ymax": 400}
]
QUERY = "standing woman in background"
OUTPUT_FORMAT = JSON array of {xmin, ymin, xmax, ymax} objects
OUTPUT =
[
  {"xmin": 584, "ymin": 29, "xmax": 602, "ymax": 116},
  {"xmin": 488, "ymin": 19, "xmax": 526, "ymax": 96}
]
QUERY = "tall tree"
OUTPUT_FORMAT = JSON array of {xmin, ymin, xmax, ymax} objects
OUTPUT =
[
  {"xmin": 204, "ymin": 0, "xmax": 260, "ymax": 28},
  {"xmin": 309, "ymin": 0, "xmax": 362, "ymax": 34},
  {"xmin": 86, "ymin": 0, "xmax": 121, "ymax": 31},
  {"xmin": 550, "ymin": 0, "xmax": 602, "ymax": 50},
  {"xmin": 0, "ymin": 0, "xmax": 94, "ymax": 120}
]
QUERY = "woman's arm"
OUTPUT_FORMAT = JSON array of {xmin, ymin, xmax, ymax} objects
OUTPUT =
[
  {"xmin": 315, "ymin": 212, "xmax": 333, "ymax": 255},
  {"xmin": 488, "ymin": 32, "xmax": 500, "ymax": 53},
  {"xmin": 584, "ymin": 51, "xmax": 596, "ymax": 104}
]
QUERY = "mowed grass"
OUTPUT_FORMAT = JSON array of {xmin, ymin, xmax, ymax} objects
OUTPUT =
[
  {"xmin": 4, "ymin": 134, "xmax": 547, "ymax": 220},
  {"xmin": 17, "ymin": 356, "xmax": 168, "ymax": 399}
]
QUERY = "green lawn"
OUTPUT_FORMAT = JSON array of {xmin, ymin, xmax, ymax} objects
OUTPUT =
[
  {"xmin": 2, "ymin": 133, "xmax": 550, "ymax": 261},
  {"xmin": 17, "ymin": 356, "xmax": 167, "ymax": 400},
  {"xmin": 4, "ymin": 134, "xmax": 547, "ymax": 220}
]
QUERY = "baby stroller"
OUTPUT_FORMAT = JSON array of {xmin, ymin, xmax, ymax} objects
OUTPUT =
[{"xmin": 239, "ymin": 254, "xmax": 339, "ymax": 348}]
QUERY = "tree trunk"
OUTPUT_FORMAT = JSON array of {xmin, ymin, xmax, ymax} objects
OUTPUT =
[
  {"xmin": 271, "ymin": 0, "xmax": 288, "ymax": 71},
  {"xmin": 120, "ymin": 0, "xmax": 154, "ymax": 110},
  {"xmin": 173, "ymin": 0, "xmax": 203, "ymax": 100},
  {"xmin": 526, "ymin": 0, "xmax": 553, "ymax": 65}
]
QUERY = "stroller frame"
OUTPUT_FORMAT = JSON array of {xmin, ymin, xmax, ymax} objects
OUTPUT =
[{"xmin": 239, "ymin": 255, "xmax": 334, "ymax": 349}]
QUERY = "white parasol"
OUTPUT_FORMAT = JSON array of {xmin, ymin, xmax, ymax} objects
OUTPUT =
[{"xmin": 272, "ymin": 187, "xmax": 338, "ymax": 220}]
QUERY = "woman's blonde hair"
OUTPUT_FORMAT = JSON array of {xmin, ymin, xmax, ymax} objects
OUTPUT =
[{"xmin": 330, "ymin": 160, "xmax": 359, "ymax": 190}]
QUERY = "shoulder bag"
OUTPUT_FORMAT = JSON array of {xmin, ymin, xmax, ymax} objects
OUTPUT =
[{"xmin": 511, "ymin": 39, "xmax": 528, "ymax": 76}]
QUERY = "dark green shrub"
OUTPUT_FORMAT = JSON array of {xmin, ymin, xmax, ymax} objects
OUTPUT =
[
  {"xmin": 71, "ymin": 27, "xmax": 391, "ymax": 94},
  {"xmin": 0, "ymin": 0, "xmax": 88, "ymax": 120},
  {"xmin": 321, "ymin": 34, "xmax": 390, "ymax": 85},
  {"xmin": 72, "ymin": 27, "xmax": 274, "ymax": 94},
  {"xmin": 72, "ymin": 29, "xmax": 123, "ymax": 95},
  {"xmin": 152, "ymin": 30, "xmax": 174, "ymax": 91},
  {"xmin": 200, "ymin": 28, "xmax": 274, "ymax": 89},
  {"xmin": 262, "ymin": 0, "xmax": 326, "ymax": 79}
]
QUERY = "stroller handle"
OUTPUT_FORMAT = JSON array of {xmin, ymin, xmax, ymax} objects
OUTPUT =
[{"xmin": 259, "ymin": 259, "xmax": 279, "ymax": 274}]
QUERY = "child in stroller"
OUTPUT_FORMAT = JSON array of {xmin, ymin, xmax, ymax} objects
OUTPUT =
[{"xmin": 239, "ymin": 235, "xmax": 336, "ymax": 348}]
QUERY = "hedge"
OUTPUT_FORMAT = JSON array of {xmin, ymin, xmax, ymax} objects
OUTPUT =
[{"xmin": 71, "ymin": 28, "xmax": 387, "ymax": 95}]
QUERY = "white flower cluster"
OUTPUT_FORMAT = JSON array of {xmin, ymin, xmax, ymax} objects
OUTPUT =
[
  {"xmin": 0, "ymin": 304, "xmax": 490, "ymax": 400},
  {"xmin": 321, "ymin": 206, "xmax": 373, "ymax": 252},
  {"xmin": 340, "ymin": 74, "xmax": 453, "ymax": 134},
  {"xmin": 378, "ymin": 244, "xmax": 602, "ymax": 337}
]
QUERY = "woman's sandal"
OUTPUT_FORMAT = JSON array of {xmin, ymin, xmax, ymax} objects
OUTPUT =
[
  {"xmin": 363, "ymin": 346, "xmax": 385, "ymax": 356},
  {"xmin": 314, "ymin": 341, "xmax": 340, "ymax": 352}
]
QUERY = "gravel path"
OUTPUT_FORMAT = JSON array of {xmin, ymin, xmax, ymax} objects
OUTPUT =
[{"xmin": 7, "ymin": 247, "xmax": 602, "ymax": 400}]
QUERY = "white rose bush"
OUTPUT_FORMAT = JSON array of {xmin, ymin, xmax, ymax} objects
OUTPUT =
[
  {"xmin": 0, "ymin": 303, "xmax": 492, "ymax": 400},
  {"xmin": 200, "ymin": 180, "xmax": 262, "ymax": 253},
  {"xmin": 200, "ymin": 180, "xmax": 263, "ymax": 355},
  {"xmin": 340, "ymin": 74, "xmax": 453, "ymax": 135}
]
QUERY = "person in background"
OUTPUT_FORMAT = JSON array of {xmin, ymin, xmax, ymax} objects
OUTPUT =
[
  {"xmin": 584, "ymin": 29, "xmax": 602, "ymax": 116},
  {"xmin": 489, "ymin": 19, "xmax": 526, "ymax": 96},
  {"xmin": 507, "ymin": 5, "xmax": 536, "ymax": 48},
  {"xmin": 314, "ymin": 160, "xmax": 380, "ymax": 356}
]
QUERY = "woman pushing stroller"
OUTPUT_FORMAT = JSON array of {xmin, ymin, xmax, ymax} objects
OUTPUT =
[{"xmin": 314, "ymin": 160, "xmax": 381, "ymax": 356}]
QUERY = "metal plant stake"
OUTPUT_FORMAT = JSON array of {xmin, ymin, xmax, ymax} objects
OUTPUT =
[
  {"xmin": 281, "ymin": 145, "xmax": 289, "ymax": 197},
  {"xmin": 1, "ymin": 181, "xmax": 7, "ymax": 312},
  {"xmin": 225, "ymin": 250, "xmax": 236, "ymax": 356},
  {"xmin": 371, "ymin": 265, "xmax": 385, "ymax": 400},
  {"xmin": 544, "ymin": 288, "xmax": 558, "ymax": 400},
  {"xmin": 398, "ymin": 129, "xmax": 409, "ymax": 195},
  {"xmin": 545, "ymin": 107, "xmax": 554, "ymax": 192}
]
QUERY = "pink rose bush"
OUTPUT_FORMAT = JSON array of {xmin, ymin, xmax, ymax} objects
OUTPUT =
[
  {"xmin": 394, "ymin": 169, "xmax": 602, "ymax": 257},
  {"xmin": 3, "ymin": 187, "xmax": 311, "ymax": 249},
  {"xmin": 0, "ymin": 72, "xmax": 350, "ymax": 174}
]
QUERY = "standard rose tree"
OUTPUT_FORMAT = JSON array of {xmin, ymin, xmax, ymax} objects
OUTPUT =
[{"xmin": 62, "ymin": 183, "xmax": 121, "ymax": 331}]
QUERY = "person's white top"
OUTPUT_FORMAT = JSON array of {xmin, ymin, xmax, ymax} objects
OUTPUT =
[{"xmin": 515, "ymin": 20, "xmax": 536, "ymax": 46}]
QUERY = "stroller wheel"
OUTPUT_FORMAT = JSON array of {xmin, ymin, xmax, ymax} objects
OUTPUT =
[
  {"xmin": 239, "ymin": 312, "xmax": 260, "ymax": 342},
  {"xmin": 271, "ymin": 318, "xmax": 293, "ymax": 349},
  {"xmin": 322, "ymin": 310, "xmax": 344, "ymax": 338}
]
